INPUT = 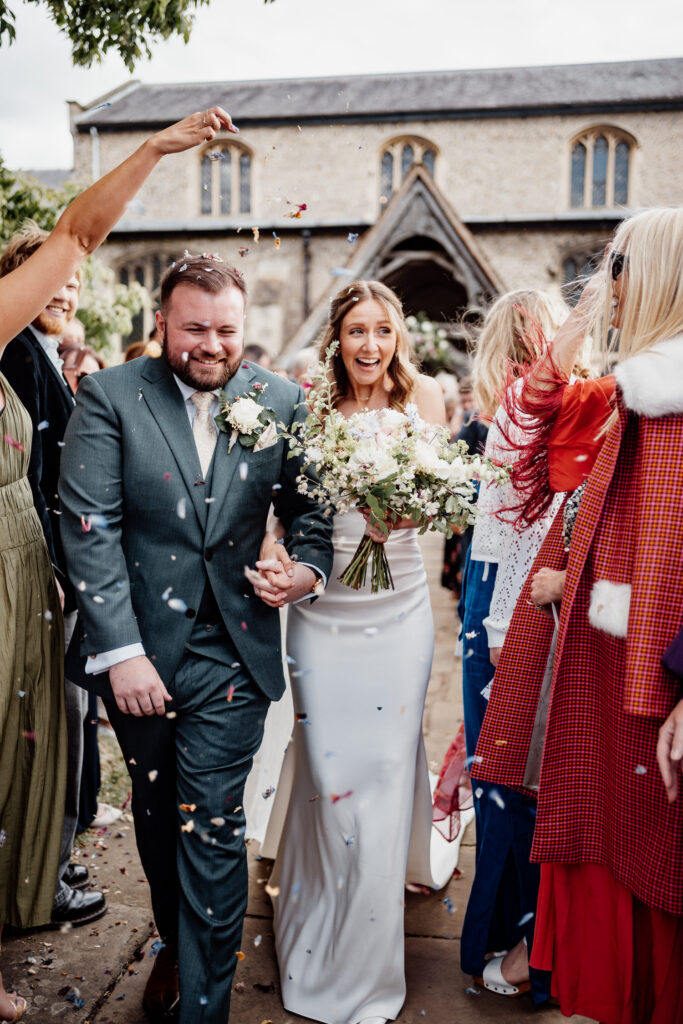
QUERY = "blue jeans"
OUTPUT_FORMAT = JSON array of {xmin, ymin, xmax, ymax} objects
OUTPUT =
[{"xmin": 458, "ymin": 550, "xmax": 550, "ymax": 1002}]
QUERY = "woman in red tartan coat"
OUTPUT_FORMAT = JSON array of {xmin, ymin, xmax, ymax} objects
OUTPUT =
[{"xmin": 473, "ymin": 206, "xmax": 683, "ymax": 1024}]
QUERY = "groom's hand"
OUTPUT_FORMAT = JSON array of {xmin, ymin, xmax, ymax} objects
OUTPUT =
[
  {"xmin": 251, "ymin": 563, "xmax": 316, "ymax": 608},
  {"xmin": 109, "ymin": 656, "xmax": 172, "ymax": 717}
]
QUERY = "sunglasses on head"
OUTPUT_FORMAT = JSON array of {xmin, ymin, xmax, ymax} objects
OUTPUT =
[{"xmin": 610, "ymin": 250, "xmax": 628, "ymax": 281}]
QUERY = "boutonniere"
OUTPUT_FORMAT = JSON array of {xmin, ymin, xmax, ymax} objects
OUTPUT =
[{"xmin": 215, "ymin": 382, "xmax": 278, "ymax": 452}]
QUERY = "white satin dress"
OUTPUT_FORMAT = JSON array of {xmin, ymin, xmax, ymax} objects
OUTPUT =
[{"xmin": 268, "ymin": 511, "xmax": 459, "ymax": 1024}]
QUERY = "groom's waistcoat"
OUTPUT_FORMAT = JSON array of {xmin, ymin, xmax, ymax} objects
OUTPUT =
[{"xmin": 59, "ymin": 356, "xmax": 334, "ymax": 700}]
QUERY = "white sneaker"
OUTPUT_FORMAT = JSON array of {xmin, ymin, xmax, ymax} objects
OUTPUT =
[{"xmin": 90, "ymin": 802, "xmax": 122, "ymax": 828}]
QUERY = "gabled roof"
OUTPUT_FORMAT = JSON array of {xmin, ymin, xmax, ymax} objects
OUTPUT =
[
  {"xmin": 282, "ymin": 165, "xmax": 503, "ymax": 355},
  {"xmin": 72, "ymin": 58, "xmax": 683, "ymax": 130}
]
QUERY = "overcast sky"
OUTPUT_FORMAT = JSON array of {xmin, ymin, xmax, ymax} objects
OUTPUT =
[{"xmin": 1, "ymin": 0, "xmax": 681, "ymax": 169}]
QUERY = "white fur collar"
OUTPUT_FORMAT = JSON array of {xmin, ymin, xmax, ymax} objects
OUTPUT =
[{"xmin": 615, "ymin": 334, "xmax": 683, "ymax": 417}]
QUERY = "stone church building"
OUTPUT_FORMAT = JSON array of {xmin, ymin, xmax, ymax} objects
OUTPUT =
[{"xmin": 66, "ymin": 57, "xmax": 683, "ymax": 357}]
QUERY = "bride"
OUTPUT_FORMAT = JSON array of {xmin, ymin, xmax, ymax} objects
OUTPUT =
[{"xmin": 252, "ymin": 280, "xmax": 460, "ymax": 1024}]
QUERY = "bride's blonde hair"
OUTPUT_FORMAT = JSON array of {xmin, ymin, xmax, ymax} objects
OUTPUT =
[{"xmin": 472, "ymin": 289, "xmax": 569, "ymax": 419}]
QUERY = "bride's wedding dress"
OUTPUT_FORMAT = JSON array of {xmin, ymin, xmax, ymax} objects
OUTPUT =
[{"xmin": 264, "ymin": 511, "xmax": 463, "ymax": 1024}]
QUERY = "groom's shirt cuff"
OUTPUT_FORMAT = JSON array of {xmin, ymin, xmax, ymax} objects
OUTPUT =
[{"xmin": 86, "ymin": 643, "xmax": 146, "ymax": 675}]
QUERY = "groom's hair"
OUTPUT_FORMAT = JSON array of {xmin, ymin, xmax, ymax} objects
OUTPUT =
[{"xmin": 159, "ymin": 255, "xmax": 247, "ymax": 316}]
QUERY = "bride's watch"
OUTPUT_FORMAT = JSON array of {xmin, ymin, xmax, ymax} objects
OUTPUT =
[{"xmin": 309, "ymin": 571, "xmax": 325, "ymax": 597}]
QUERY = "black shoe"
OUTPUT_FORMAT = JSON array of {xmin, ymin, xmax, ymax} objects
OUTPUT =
[
  {"xmin": 50, "ymin": 886, "xmax": 107, "ymax": 928},
  {"xmin": 63, "ymin": 863, "xmax": 89, "ymax": 890}
]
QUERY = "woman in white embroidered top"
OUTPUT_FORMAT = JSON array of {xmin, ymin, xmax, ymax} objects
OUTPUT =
[{"xmin": 450, "ymin": 288, "xmax": 592, "ymax": 1004}]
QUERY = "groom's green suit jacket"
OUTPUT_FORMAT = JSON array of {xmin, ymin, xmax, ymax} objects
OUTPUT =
[{"xmin": 58, "ymin": 355, "xmax": 333, "ymax": 700}]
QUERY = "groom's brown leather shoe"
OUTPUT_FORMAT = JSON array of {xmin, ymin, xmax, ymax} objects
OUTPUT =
[{"xmin": 142, "ymin": 942, "xmax": 179, "ymax": 1021}]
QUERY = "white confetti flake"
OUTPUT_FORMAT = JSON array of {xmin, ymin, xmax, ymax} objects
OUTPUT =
[
  {"xmin": 176, "ymin": 498, "xmax": 187, "ymax": 519},
  {"xmin": 77, "ymin": 581, "xmax": 87, "ymax": 591},
  {"xmin": 148, "ymin": 770, "xmax": 158, "ymax": 783},
  {"xmin": 239, "ymin": 462, "xmax": 248, "ymax": 481},
  {"xmin": 161, "ymin": 586, "xmax": 173, "ymax": 601},
  {"xmin": 363, "ymin": 627, "xmax": 378, "ymax": 637},
  {"xmin": 92, "ymin": 595, "xmax": 105, "ymax": 604},
  {"xmin": 635, "ymin": 764, "xmax": 647, "ymax": 775},
  {"xmin": 168, "ymin": 597, "xmax": 188, "ymax": 613}
]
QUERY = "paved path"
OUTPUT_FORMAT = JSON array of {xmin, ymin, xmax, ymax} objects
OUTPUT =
[{"xmin": 3, "ymin": 533, "xmax": 594, "ymax": 1023}]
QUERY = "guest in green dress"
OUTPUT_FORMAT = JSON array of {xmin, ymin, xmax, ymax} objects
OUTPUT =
[{"xmin": 0, "ymin": 102, "xmax": 237, "ymax": 1024}]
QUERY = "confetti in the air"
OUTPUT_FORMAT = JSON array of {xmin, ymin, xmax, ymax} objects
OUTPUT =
[
  {"xmin": 330, "ymin": 791, "xmax": 352, "ymax": 804},
  {"xmin": 176, "ymin": 498, "xmax": 187, "ymax": 519},
  {"xmin": 347, "ymin": 233, "xmax": 359, "ymax": 243},
  {"xmin": 148, "ymin": 770, "xmax": 158, "ymax": 783},
  {"xmin": 168, "ymin": 597, "xmax": 188, "ymax": 613}
]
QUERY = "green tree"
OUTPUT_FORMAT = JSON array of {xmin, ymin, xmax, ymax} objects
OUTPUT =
[
  {"xmin": 0, "ymin": 0, "xmax": 276, "ymax": 70},
  {"xmin": 0, "ymin": 157, "xmax": 146, "ymax": 356}
]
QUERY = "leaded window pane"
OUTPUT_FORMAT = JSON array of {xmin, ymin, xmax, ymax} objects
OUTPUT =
[
  {"xmin": 570, "ymin": 142, "xmax": 586, "ymax": 208},
  {"xmin": 119, "ymin": 267, "xmax": 129, "ymax": 286},
  {"xmin": 220, "ymin": 150, "xmax": 232, "ymax": 215},
  {"xmin": 380, "ymin": 150, "xmax": 393, "ymax": 198},
  {"xmin": 401, "ymin": 144, "xmax": 414, "ymax": 180},
  {"xmin": 152, "ymin": 256, "xmax": 162, "ymax": 291},
  {"xmin": 614, "ymin": 141, "xmax": 630, "ymax": 205},
  {"xmin": 201, "ymin": 155, "xmax": 212, "ymax": 214},
  {"xmin": 592, "ymin": 135, "xmax": 608, "ymax": 207},
  {"xmin": 422, "ymin": 148, "xmax": 435, "ymax": 176},
  {"xmin": 239, "ymin": 153, "xmax": 251, "ymax": 214}
]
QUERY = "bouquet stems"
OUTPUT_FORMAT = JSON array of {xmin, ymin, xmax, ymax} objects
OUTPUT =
[{"xmin": 338, "ymin": 534, "xmax": 395, "ymax": 593}]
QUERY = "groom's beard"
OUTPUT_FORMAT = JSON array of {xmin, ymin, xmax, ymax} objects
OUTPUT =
[{"xmin": 162, "ymin": 331, "xmax": 243, "ymax": 391}]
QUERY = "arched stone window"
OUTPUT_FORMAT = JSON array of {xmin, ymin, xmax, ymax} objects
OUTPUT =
[
  {"xmin": 569, "ymin": 127, "xmax": 635, "ymax": 209},
  {"xmin": 562, "ymin": 249, "xmax": 602, "ymax": 306},
  {"xmin": 118, "ymin": 253, "xmax": 177, "ymax": 343},
  {"xmin": 200, "ymin": 143, "xmax": 253, "ymax": 216},
  {"xmin": 379, "ymin": 136, "xmax": 438, "ymax": 201}
]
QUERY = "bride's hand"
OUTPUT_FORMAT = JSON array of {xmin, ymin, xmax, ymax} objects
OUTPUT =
[{"xmin": 360, "ymin": 508, "xmax": 416, "ymax": 543}]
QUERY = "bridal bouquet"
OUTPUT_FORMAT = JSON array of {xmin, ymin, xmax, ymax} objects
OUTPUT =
[{"xmin": 283, "ymin": 344, "xmax": 509, "ymax": 592}]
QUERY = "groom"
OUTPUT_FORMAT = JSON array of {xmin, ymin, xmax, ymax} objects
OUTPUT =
[{"xmin": 59, "ymin": 257, "xmax": 333, "ymax": 1024}]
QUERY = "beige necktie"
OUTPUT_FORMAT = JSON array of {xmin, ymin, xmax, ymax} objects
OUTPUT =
[{"xmin": 191, "ymin": 391, "xmax": 217, "ymax": 477}]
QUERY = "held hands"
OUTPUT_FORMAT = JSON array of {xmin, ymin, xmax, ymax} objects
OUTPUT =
[
  {"xmin": 151, "ymin": 106, "xmax": 238, "ymax": 155},
  {"xmin": 657, "ymin": 700, "xmax": 683, "ymax": 802},
  {"xmin": 249, "ymin": 559, "xmax": 316, "ymax": 609},
  {"xmin": 109, "ymin": 656, "xmax": 172, "ymax": 717}
]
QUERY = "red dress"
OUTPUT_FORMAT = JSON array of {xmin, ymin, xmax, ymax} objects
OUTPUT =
[{"xmin": 473, "ymin": 373, "xmax": 683, "ymax": 1024}]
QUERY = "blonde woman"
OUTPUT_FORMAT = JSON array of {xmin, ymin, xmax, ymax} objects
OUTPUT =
[
  {"xmin": 454, "ymin": 289, "xmax": 575, "ymax": 1003},
  {"xmin": 255, "ymin": 281, "xmax": 455, "ymax": 1024},
  {"xmin": 0, "ymin": 105, "xmax": 235, "ymax": 1023},
  {"xmin": 497, "ymin": 207, "xmax": 683, "ymax": 1024}
]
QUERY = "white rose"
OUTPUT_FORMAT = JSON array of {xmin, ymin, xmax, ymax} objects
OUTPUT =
[
  {"xmin": 228, "ymin": 396, "xmax": 263, "ymax": 433},
  {"xmin": 348, "ymin": 441, "xmax": 399, "ymax": 481},
  {"xmin": 414, "ymin": 440, "xmax": 450, "ymax": 480},
  {"xmin": 378, "ymin": 408, "xmax": 408, "ymax": 434},
  {"xmin": 447, "ymin": 457, "xmax": 469, "ymax": 487}
]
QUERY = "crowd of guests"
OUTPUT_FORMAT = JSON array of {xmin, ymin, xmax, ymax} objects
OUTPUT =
[{"xmin": 0, "ymin": 96, "xmax": 681, "ymax": 1024}]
